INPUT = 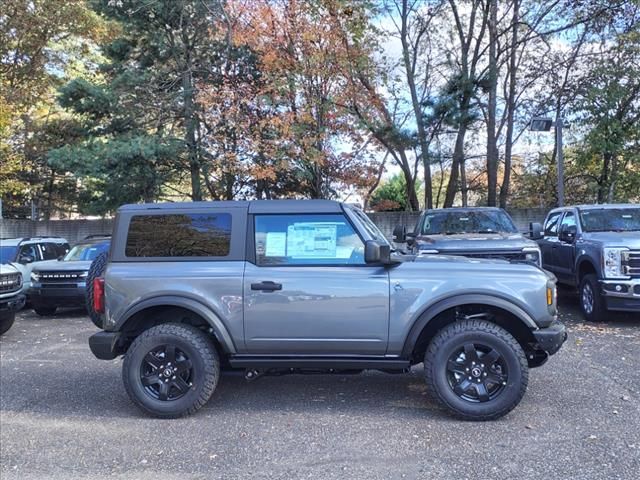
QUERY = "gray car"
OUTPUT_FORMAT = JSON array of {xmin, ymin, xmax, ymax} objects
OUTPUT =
[
  {"xmin": 539, "ymin": 204, "xmax": 640, "ymax": 321},
  {"xmin": 89, "ymin": 200, "xmax": 566, "ymax": 420},
  {"xmin": 395, "ymin": 207, "xmax": 542, "ymax": 266}
]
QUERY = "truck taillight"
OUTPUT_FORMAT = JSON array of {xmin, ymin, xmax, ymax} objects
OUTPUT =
[{"xmin": 93, "ymin": 277, "xmax": 105, "ymax": 314}]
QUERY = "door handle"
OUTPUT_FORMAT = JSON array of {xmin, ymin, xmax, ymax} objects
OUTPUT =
[{"xmin": 251, "ymin": 281, "xmax": 282, "ymax": 292}]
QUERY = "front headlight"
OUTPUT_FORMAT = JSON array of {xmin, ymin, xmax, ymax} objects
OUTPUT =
[
  {"xmin": 523, "ymin": 248, "xmax": 541, "ymax": 267},
  {"xmin": 603, "ymin": 247, "xmax": 629, "ymax": 279},
  {"xmin": 30, "ymin": 272, "xmax": 40, "ymax": 282}
]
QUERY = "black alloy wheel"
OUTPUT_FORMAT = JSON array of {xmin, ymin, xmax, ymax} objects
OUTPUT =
[
  {"xmin": 446, "ymin": 342, "xmax": 508, "ymax": 403},
  {"xmin": 140, "ymin": 344, "xmax": 194, "ymax": 401}
]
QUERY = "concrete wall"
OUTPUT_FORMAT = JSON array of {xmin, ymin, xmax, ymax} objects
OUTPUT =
[{"xmin": 1, "ymin": 208, "xmax": 548, "ymax": 244}]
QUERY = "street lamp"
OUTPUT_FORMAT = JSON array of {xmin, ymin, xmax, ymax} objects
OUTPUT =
[{"xmin": 530, "ymin": 115, "xmax": 565, "ymax": 207}]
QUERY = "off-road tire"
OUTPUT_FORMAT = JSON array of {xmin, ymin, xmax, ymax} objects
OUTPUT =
[
  {"xmin": 85, "ymin": 252, "xmax": 108, "ymax": 328},
  {"xmin": 122, "ymin": 323, "xmax": 220, "ymax": 418},
  {"xmin": 0, "ymin": 313, "xmax": 16, "ymax": 336},
  {"xmin": 579, "ymin": 274, "xmax": 607, "ymax": 322},
  {"xmin": 34, "ymin": 306, "xmax": 56, "ymax": 316},
  {"xmin": 424, "ymin": 319, "xmax": 528, "ymax": 421}
]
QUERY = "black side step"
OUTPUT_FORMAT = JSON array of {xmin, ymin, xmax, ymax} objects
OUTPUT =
[{"xmin": 228, "ymin": 356, "xmax": 410, "ymax": 370}]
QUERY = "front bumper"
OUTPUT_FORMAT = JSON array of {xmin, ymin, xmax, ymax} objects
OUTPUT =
[
  {"xmin": 600, "ymin": 279, "xmax": 640, "ymax": 312},
  {"xmin": 89, "ymin": 331, "xmax": 123, "ymax": 360},
  {"xmin": 533, "ymin": 320, "xmax": 567, "ymax": 356},
  {"xmin": 0, "ymin": 294, "xmax": 26, "ymax": 313},
  {"xmin": 28, "ymin": 283, "xmax": 86, "ymax": 308}
]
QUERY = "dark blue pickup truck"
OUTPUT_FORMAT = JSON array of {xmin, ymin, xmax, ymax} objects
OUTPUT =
[{"xmin": 538, "ymin": 204, "xmax": 640, "ymax": 321}]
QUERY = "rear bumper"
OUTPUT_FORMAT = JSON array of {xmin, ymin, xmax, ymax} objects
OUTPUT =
[
  {"xmin": 89, "ymin": 331, "xmax": 122, "ymax": 360},
  {"xmin": 0, "ymin": 294, "xmax": 26, "ymax": 313},
  {"xmin": 532, "ymin": 320, "xmax": 567, "ymax": 356}
]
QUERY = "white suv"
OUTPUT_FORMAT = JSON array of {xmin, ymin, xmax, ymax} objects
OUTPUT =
[{"xmin": 0, "ymin": 237, "xmax": 70, "ymax": 295}]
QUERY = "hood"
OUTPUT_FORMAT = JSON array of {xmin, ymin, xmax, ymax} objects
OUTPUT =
[
  {"xmin": 414, "ymin": 232, "xmax": 537, "ymax": 252},
  {"xmin": 32, "ymin": 260, "xmax": 93, "ymax": 272},
  {"xmin": 0, "ymin": 264, "xmax": 20, "ymax": 275},
  {"xmin": 581, "ymin": 231, "xmax": 640, "ymax": 249},
  {"xmin": 410, "ymin": 253, "xmax": 510, "ymax": 265}
]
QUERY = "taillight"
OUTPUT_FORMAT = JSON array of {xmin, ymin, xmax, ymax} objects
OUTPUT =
[{"xmin": 93, "ymin": 277, "xmax": 105, "ymax": 314}]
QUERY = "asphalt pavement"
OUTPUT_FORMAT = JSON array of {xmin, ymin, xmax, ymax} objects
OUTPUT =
[{"xmin": 1, "ymin": 293, "xmax": 639, "ymax": 480}]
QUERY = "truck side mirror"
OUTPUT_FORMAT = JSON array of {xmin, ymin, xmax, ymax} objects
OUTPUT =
[
  {"xmin": 559, "ymin": 224, "xmax": 577, "ymax": 244},
  {"xmin": 392, "ymin": 225, "xmax": 407, "ymax": 243},
  {"xmin": 365, "ymin": 240, "xmax": 391, "ymax": 264},
  {"xmin": 529, "ymin": 222, "xmax": 543, "ymax": 240}
]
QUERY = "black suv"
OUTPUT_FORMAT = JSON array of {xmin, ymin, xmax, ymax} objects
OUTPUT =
[{"xmin": 29, "ymin": 236, "xmax": 111, "ymax": 316}]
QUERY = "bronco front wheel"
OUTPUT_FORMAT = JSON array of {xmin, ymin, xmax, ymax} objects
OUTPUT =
[
  {"xmin": 122, "ymin": 323, "xmax": 220, "ymax": 418},
  {"xmin": 424, "ymin": 319, "xmax": 528, "ymax": 421}
]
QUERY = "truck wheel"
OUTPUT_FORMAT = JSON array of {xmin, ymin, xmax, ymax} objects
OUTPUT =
[
  {"xmin": 34, "ymin": 306, "xmax": 57, "ymax": 316},
  {"xmin": 122, "ymin": 323, "xmax": 220, "ymax": 418},
  {"xmin": 86, "ymin": 252, "xmax": 108, "ymax": 328},
  {"xmin": 424, "ymin": 319, "xmax": 528, "ymax": 421},
  {"xmin": 0, "ymin": 313, "xmax": 16, "ymax": 336},
  {"xmin": 579, "ymin": 274, "xmax": 607, "ymax": 322}
]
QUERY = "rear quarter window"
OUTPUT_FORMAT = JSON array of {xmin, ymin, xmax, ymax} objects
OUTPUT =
[{"xmin": 125, "ymin": 213, "xmax": 232, "ymax": 257}]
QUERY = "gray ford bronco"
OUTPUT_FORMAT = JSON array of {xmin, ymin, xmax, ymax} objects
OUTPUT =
[
  {"xmin": 538, "ymin": 204, "xmax": 640, "ymax": 322},
  {"xmin": 89, "ymin": 200, "xmax": 566, "ymax": 420}
]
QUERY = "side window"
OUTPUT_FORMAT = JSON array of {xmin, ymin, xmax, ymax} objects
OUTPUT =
[
  {"xmin": 544, "ymin": 212, "xmax": 562, "ymax": 237},
  {"xmin": 254, "ymin": 214, "xmax": 365, "ymax": 266},
  {"xmin": 560, "ymin": 212, "xmax": 576, "ymax": 229},
  {"xmin": 19, "ymin": 244, "xmax": 40, "ymax": 262},
  {"xmin": 40, "ymin": 243, "xmax": 59, "ymax": 260},
  {"xmin": 125, "ymin": 213, "xmax": 232, "ymax": 258}
]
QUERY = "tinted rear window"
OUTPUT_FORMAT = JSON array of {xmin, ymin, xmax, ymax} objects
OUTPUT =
[{"xmin": 125, "ymin": 214, "xmax": 232, "ymax": 257}]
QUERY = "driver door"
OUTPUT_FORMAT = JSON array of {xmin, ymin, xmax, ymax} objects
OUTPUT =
[{"xmin": 243, "ymin": 213, "xmax": 390, "ymax": 355}]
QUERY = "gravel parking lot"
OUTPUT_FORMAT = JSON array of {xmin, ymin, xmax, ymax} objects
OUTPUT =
[{"xmin": 1, "ymin": 294, "xmax": 639, "ymax": 480}]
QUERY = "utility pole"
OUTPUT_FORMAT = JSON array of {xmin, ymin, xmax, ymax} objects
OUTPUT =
[{"xmin": 556, "ymin": 115, "xmax": 564, "ymax": 207}]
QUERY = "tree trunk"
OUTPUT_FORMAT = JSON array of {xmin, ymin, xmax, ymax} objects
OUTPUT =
[
  {"xmin": 400, "ymin": 0, "xmax": 433, "ymax": 209},
  {"xmin": 182, "ymin": 62, "xmax": 202, "ymax": 201},
  {"xmin": 444, "ymin": 122, "xmax": 467, "ymax": 207},
  {"xmin": 500, "ymin": 0, "xmax": 519, "ymax": 209},
  {"xmin": 486, "ymin": 0, "xmax": 499, "ymax": 206}
]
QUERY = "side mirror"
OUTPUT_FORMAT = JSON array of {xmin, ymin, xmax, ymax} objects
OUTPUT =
[
  {"xmin": 529, "ymin": 222, "xmax": 543, "ymax": 240},
  {"xmin": 559, "ymin": 224, "xmax": 577, "ymax": 243},
  {"xmin": 406, "ymin": 232, "xmax": 416, "ymax": 247},
  {"xmin": 392, "ymin": 225, "xmax": 407, "ymax": 243},
  {"xmin": 19, "ymin": 254, "xmax": 35, "ymax": 264},
  {"xmin": 365, "ymin": 240, "xmax": 391, "ymax": 264}
]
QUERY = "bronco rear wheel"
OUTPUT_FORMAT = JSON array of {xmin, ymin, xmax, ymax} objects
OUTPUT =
[
  {"xmin": 122, "ymin": 323, "xmax": 220, "ymax": 418},
  {"xmin": 424, "ymin": 319, "xmax": 528, "ymax": 421}
]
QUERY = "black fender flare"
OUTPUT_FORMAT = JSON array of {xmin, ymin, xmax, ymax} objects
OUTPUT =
[
  {"xmin": 401, "ymin": 293, "xmax": 538, "ymax": 358},
  {"xmin": 116, "ymin": 295, "xmax": 237, "ymax": 354}
]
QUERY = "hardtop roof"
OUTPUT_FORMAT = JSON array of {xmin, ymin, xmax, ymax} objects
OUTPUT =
[{"xmin": 118, "ymin": 199, "xmax": 344, "ymax": 214}]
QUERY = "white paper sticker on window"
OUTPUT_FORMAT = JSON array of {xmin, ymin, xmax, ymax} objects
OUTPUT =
[
  {"xmin": 265, "ymin": 232, "xmax": 287, "ymax": 257},
  {"xmin": 286, "ymin": 223, "xmax": 338, "ymax": 258}
]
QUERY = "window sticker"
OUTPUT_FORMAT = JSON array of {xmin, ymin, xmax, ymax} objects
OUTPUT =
[
  {"xmin": 286, "ymin": 223, "xmax": 338, "ymax": 258},
  {"xmin": 265, "ymin": 232, "xmax": 287, "ymax": 257}
]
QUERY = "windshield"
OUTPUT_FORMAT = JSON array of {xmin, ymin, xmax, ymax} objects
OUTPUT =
[
  {"xmin": 580, "ymin": 208, "xmax": 640, "ymax": 232},
  {"xmin": 347, "ymin": 206, "xmax": 391, "ymax": 246},
  {"xmin": 0, "ymin": 246, "xmax": 18, "ymax": 264},
  {"xmin": 63, "ymin": 242, "xmax": 109, "ymax": 261},
  {"xmin": 420, "ymin": 210, "xmax": 518, "ymax": 235}
]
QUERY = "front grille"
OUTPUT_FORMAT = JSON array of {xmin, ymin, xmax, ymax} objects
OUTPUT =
[
  {"xmin": 625, "ymin": 251, "xmax": 640, "ymax": 277},
  {"xmin": 38, "ymin": 271, "xmax": 86, "ymax": 283},
  {"xmin": 0, "ymin": 273, "xmax": 22, "ymax": 294},
  {"xmin": 444, "ymin": 250, "xmax": 526, "ymax": 262}
]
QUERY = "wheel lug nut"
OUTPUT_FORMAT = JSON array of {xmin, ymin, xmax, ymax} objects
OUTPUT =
[
  {"xmin": 481, "ymin": 364, "xmax": 484, "ymax": 368},
  {"xmin": 483, "ymin": 373, "xmax": 487, "ymax": 377},
  {"xmin": 468, "ymin": 376, "xmax": 472, "ymax": 380},
  {"xmin": 472, "ymin": 362, "xmax": 475, "ymax": 366},
  {"xmin": 465, "ymin": 368, "xmax": 469, "ymax": 372}
]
